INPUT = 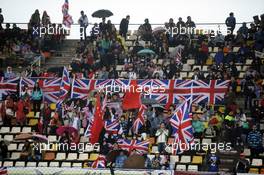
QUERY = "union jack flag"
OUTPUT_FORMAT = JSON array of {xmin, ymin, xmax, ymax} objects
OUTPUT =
[
  {"xmin": 132, "ymin": 104, "xmax": 147, "ymax": 134},
  {"xmin": 62, "ymin": 0, "xmax": 73, "ymax": 28},
  {"xmin": 175, "ymin": 47, "xmax": 182, "ymax": 63},
  {"xmin": 19, "ymin": 77, "xmax": 38, "ymax": 94},
  {"xmin": 0, "ymin": 77, "xmax": 19, "ymax": 99},
  {"xmin": 91, "ymin": 155, "xmax": 106, "ymax": 168},
  {"xmin": 104, "ymin": 116, "xmax": 123, "ymax": 135},
  {"xmin": 0, "ymin": 167, "xmax": 7, "ymax": 175},
  {"xmin": 57, "ymin": 67, "xmax": 71, "ymax": 106},
  {"xmin": 42, "ymin": 78, "xmax": 61, "ymax": 103},
  {"xmin": 71, "ymin": 79, "xmax": 96, "ymax": 100},
  {"xmin": 20, "ymin": 78, "xmax": 61, "ymax": 103},
  {"xmin": 118, "ymin": 139, "xmax": 149, "ymax": 154},
  {"xmin": 192, "ymin": 80, "xmax": 230, "ymax": 105},
  {"xmin": 150, "ymin": 79, "xmax": 193, "ymax": 108},
  {"xmin": 84, "ymin": 119, "xmax": 93, "ymax": 137},
  {"xmin": 169, "ymin": 98, "xmax": 193, "ymax": 154}
]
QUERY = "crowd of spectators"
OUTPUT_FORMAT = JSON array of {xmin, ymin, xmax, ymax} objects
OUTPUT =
[
  {"xmin": 0, "ymin": 9, "xmax": 65, "ymax": 68},
  {"xmin": 0, "ymin": 8, "xmax": 264, "ymax": 173}
]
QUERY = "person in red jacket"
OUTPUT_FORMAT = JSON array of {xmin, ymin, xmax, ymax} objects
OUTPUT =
[{"xmin": 16, "ymin": 98, "xmax": 26, "ymax": 125}]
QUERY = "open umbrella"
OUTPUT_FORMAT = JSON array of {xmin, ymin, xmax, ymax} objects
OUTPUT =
[
  {"xmin": 137, "ymin": 48, "xmax": 156, "ymax": 56},
  {"xmin": 32, "ymin": 134, "xmax": 49, "ymax": 143},
  {"xmin": 15, "ymin": 133, "xmax": 32, "ymax": 141},
  {"xmin": 153, "ymin": 26, "xmax": 166, "ymax": 34},
  {"xmin": 92, "ymin": 9, "xmax": 113, "ymax": 18},
  {"xmin": 56, "ymin": 126, "xmax": 78, "ymax": 136}
]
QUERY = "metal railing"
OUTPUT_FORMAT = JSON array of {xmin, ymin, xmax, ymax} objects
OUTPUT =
[{"xmin": 2, "ymin": 22, "xmax": 253, "ymax": 39}]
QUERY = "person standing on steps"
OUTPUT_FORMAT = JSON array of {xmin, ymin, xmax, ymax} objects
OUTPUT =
[{"xmin": 78, "ymin": 10, "xmax": 88, "ymax": 40}]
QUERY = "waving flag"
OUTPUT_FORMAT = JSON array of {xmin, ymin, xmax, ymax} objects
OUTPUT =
[
  {"xmin": 0, "ymin": 77, "xmax": 19, "ymax": 99},
  {"xmin": 132, "ymin": 104, "xmax": 147, "ymax": 134},
  {"xmin": 192, "ymin": 80, "xmax": 230, "ymax": 105},
  {"xmin": 62, "ymin": 0, "xmax": 73, "ymax": 28},
  {"xmin": 91, "ymin": 155, "xmax": 106, "ymax": 168},
  {"xmin": 118, "ymin": 139, "xmax": 149, "ymax": 154},
  {"xmin": 42, "ymin": 78, "xmax": 61, "ymax": 103},
  {"xmin": 57, "ymin": 67, "xmax": 71, "ymax": 106},
  {"xmin": 104, "ymin": 116, "xmax": 123, "ymax": 135},
  {"xmin": 89, "ymin": 95, "xmax": 104, "ymax": 144},
  {"xmin": 169, "ymin": 98, "xmax": 193, "ymax": 154}
]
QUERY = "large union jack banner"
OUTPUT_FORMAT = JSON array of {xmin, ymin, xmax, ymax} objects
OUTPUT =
[
  {"xmin": 71, "ymin": 79, "xmax": 229, "ymax": 106},
  {"xmin": 0, "ymin": 77, "xmax": 19, "ymax": 99},
  {"xmin": 192, "ymin": 80, "xmax": 230, "ymax": 105},
  {"xmin": 20, "ymin": 77, "xmax": 61, "ymax": 103}
]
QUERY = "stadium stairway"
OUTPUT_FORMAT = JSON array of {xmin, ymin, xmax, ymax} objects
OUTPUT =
[{"xmin": 42, "ymin": 39, "xmax": 78, "ymax": 70}]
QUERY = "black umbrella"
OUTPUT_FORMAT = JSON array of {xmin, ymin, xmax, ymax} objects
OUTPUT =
[{"xmin": 92, "ymin": 9, "xmax": 113, "ymax": 18}]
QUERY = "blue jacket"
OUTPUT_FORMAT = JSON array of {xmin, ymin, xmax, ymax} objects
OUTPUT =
[
  {"xmin": 247, "ymin": 130, "xmax": 262, "ymax": 148},
  {"xmin": 214, "ymin": 51, "xmax": 224, "ymax": 65}
]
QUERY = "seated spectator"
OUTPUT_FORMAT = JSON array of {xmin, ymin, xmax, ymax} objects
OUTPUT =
[
  {"xmin": 192, "ymin": 68, "xmax": 205, "ymax": 80},
  {"xmin": 234, "ymin": 153, "xmax": 250, "ymax": 173},
  {"xmin": 192, "ymin": 114, "xmax": 205, "ymax": 138},
  {"xmin": 144, "ymin": 154, "xmax": 152, "ymax": 169},
  {"xmin": 151, "ymin": 152, "xmax": 161, "ymax": 169},
  {"xmin": 206, "ymin": 150, "xmax": 220, "ymax": 172},
  {"xmin": 0, "ymin": 140, "xmax": 8, "ymax": 160},
  {"xmin": 247, "ymin": 125, "xmax": 263, "ymax": 157},
  {"xmin": 238, "ymin": 22, "xmax": 249, "ymax": 39},
  {"xmin": 20, "ymin": 141, "xmax": 32, "ymax": 160},
  {"xmin": 115, "ymin": 151, "xmax": 127, "ymax": 168},
  {"xmin": 4, "ymin": 66, "xmax": 15, "ymax": 79},
  {"xmin": 214, "ymin": 48, "xmax": 224, "ymax": 65}
]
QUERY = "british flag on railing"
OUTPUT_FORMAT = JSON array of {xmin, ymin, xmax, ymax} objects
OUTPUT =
[
  {"xmin": 150, "ymin": 79, "xmax": 193, "ymax": 108},
  {"xmin": 192, "ymin": 80, "xmax": 230, "ymax": 105},
  {"xmin": 91, "ymin": 155, "xmax": 106, "ymax": 168},
  {"xmin": 118, "ymin": 139, "xmax": 149, "ymax": 154},
  {"xmin": 0, "ymin": 77, "xmax": 19, "ymax": 99},
  {"xmin": 169, "ymin": 98, "xmax": 193, "ymax": 154},
  {"xmin": 71, "ymin": 79, "xmax": 96, "ymax": 100},
  {"xmin": 57, "ymin": 67, "xmax": 71, "ymax": 106},
  {"xmin": 132, "ymin": 104, "xmax": 147, "ymax": 134}
]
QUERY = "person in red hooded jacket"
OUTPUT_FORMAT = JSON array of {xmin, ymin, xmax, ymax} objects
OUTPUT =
[{"xmin": 16, "ymin": 98, "xmax": 26, "ymax": 125}]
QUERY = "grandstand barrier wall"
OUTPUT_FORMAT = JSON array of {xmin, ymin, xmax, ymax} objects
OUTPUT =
[{"xmin": 6, "ymin": 167, "xmax": 232, "ymax": 175}]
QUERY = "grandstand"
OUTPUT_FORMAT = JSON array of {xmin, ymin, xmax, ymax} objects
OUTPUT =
[{"xmin": 0, "ymin": 2, "xmax": 264, "ymax": 175}]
